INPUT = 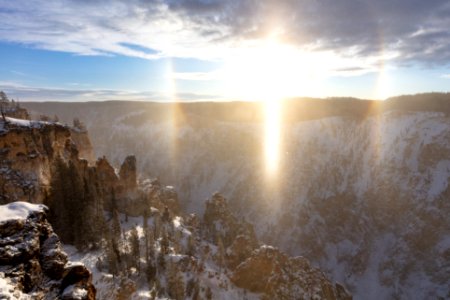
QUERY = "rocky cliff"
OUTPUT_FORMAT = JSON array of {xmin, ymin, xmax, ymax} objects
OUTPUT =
[
  {"xmin": 0, "ymin": 117, "xmax": 94, "ymax": 204},
  {"xmin": 66, "ymin": 187, "xmax": 351, "ymax": 300},
  {"xmin": 0, "ymin": 201, "xmax": 95, "ymax": 299},
  {"xmin": 22, "ymin": 95, "xmax": 450, "ymax": 299},
  {"xmin": 0, "ymin": 100, "xmax": 353, "ymax": 299}
]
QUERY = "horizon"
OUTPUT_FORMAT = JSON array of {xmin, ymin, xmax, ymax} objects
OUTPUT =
[
  {"xmin": 10, "ymin": 92, "xmax": 450, "ymax": 104},
  {"xmin": 0, "ymin": 1, "xmax": 450, "ymax": 102}
]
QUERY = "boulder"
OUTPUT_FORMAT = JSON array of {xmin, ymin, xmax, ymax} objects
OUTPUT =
[
  {"xmin": 0, "ymin": 202, "xmax": 96, "ymax": 299},
  {"xmin": 231, "ymin": 245, "xmax": 352, "ymax": 299}
]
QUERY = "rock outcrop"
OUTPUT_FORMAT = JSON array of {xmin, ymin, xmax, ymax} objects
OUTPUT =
[
  {"xmin": 0, "ymin": 116, "xmax": 95, "ymax": 204},
  {"xmin": 119, "ymin": 155, "xmax": 137, "ymax": 190},
  {"xmin": 200, "ymin": 194, "xmax": 351, "ymax": 299},
  {"xmin": 231, "ymin": 245, "xmax": 351, "ymax": 300},
  {"xmin": 203, "ymin": 193, "xmax": 258, "ymax": 249},
  {"xmin": 0, "ymin": 202, "xmax": 96, "ymax": 299}
]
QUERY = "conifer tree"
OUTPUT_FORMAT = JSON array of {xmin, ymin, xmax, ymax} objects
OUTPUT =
[
  {"xmin": 192, "ymin": 280, "xmax": 200, "ymax": 300},
  {"xmin": 157, "ymin": 251, "xmax": 166, "ymax": 271},
  {"xmin": 186, "ymin": 233, "xmax": 196, "ymax": 257},
  {"xmin": 162, "ymin": 205, "xmax": 170, "ymax": 222},
  {"xmin": 160, "ymin": 227, "xmax": 169, "ymax": 255},
  {"xmin": 146, "ymin": 259, "xmax": 156, "ymax": 285},
  {"xmin": 105, "ymin": 229, "xmax": 119, "ymax": 275},
  {"xmin": 111, "ymin": 209, "xmax": 121, "ymax": 241},
  {"xmin": 143, "ymin": 210, "xmax": 149, "ymax": 260},
  {"xmin": 205, "ymin": 286, "xmax": 213, "ymax": 300},
  {"xmin": 167, "ymin": 262, "xmax": 185, "ymax": 300},
  {"xmin": 217, "ymin": 236, "xmax": 226, "ymax": 270},
  {"xmin": 154, "ymin": 214, "xmax": 161, "ymax": 240},
  {"xmin": 48, "ymin": 157, "xmax": 86, "ymax": 246},
  {"xmin": 130, "ymin": 226, "xmax": 140, "ymax": 272}
]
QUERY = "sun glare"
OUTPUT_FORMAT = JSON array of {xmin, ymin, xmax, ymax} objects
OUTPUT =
[
  {"xmin": 264, "ymin": 98, "xmax": 281, "ymax": 177},
  {"xmin": 221, "ymin": 34, "xmax": 316, "ymax": 178}
]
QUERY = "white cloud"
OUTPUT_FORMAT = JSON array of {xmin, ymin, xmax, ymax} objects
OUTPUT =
[
  {"xmin": 0, "ymin": 81, "xmax": 221, "ymax": 102},
  {"xmin": 172, "ymin": 71, "xmax": 223, "ymax": 81},
  {"xmin": 0, "ymin": 0, "xmax": 449, "ymax": 68}
]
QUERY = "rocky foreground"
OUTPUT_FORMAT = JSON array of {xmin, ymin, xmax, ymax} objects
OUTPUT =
[{"xmin": 0, "ymin": 202, "xmax": 95, "ymax": 299}]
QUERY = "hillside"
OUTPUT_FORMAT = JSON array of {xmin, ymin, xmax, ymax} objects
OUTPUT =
[
  {"xmin": 1, "ymin": 95, "xmax": 351, "ymax": 299},
  {"xmin": 22, "ymin": 93, "xmax": 450, "ymax": 299}
]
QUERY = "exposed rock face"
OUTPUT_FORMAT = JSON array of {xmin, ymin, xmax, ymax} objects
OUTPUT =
[
  {"xmin": 119, "ymin": 155, "xmax": 137, "ymax": 190},
  {"xmin": 70, "ymin": 129, "xmax": 95, "ymax": 164},
  {"xmin": 226, "ymin": 234, "xmax": 256, "ymax": 270},
  {"xmin": 0, "ymin": 114, "xmax": 139, "ymax": 218},
  {"xmin": 199, "ymin": 193, "xmax": 352, "ymax": 299},
  {"xmin": 0, "ymin": 202, "xmax": 96, "ymax": 299},
  {"xmin": 203, "ymin": 193, "xmax": 258, "ymax": 249},
  {"xmin": 0, "ymin": 117, "xmax": 95, "ymax": 204},
  {"xmin": 231, "ymin": 246, "xmax": 351, "ymax": 300},
  {"xmin": 0, "ymin": 119, "xmax": 71, "ymax": 203}
]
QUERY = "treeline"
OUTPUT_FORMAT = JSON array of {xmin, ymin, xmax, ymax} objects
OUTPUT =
[
  {"xmin": 22, "ymin": 93, "xmax": 450, "ymax": 127},
  {"xmin": 45, "ymin": 156, "xmax": 105, "ymax": 249}
]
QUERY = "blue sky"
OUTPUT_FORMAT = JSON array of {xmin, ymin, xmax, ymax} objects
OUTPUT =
[{"xmin": 0, "ymin": 0, "xmax": 449, "ymax": 102}]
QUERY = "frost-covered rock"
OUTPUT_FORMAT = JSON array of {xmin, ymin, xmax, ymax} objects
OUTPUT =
[
  {"xmin": 0, "ymin": 115, "xmax": 95, "ymax": 204},
  {"xmin": 203, "ymin": 193, "xmax": 258, "ymax": 249},
  {"xmin": 231, "ymin": 245, "xmax": 351, "ymax": 299},
  {"xmin": 0, "ymin": 202, "xmax": 96, "ymax": 299}
]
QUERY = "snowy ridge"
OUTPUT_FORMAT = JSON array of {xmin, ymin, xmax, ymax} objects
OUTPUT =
[
  {"xmin": 21, "ymin": 100, "xmax": 450, "ymax": 299},
  {"xmin": 64, "ymin": 213, "xmax": 261, "ymax": 300},
  {"xmin": 0, "ymin": 201, "xmax": 46, "ymax": 223},
  {"xmin": 84, "ymin": 110, "xmax": 450, "ymax": 299}
]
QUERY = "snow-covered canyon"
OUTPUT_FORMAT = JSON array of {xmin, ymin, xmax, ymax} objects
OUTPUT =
[{"xmin": 24, "ymin": 98, "xmax": 450, "ymax": 299}]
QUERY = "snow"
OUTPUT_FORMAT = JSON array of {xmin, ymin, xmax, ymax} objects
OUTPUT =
[
  {"xmin": 0, "ymin": 201, "xmax": 46, "ymax": 223},
  {"xmin": 427, "ymin": 160, "xmax": 450, "ymax": 199},
  {"xmin": 51, "ymin": 108, "xmax": 450, "ymax": 299},
  {"xmin": 0, "ymin": 276, "xmax": 14, "ymax": 298},
  {"xmin": 63, "ymin": 209, "xmax": 262, "ymax": 300},
  {"xmin": 62, "ymin": 284, "xmax": 88, "ymax": 299}
]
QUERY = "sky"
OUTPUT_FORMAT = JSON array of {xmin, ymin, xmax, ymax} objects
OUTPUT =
[{"xmin": 0, "ymin": 0, "xmax": 449, "ymax": 102}]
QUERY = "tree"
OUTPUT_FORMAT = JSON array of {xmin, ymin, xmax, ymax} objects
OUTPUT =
[
  {"xmin": 160, "ymin": 227, "xmax": 169, "ymax": 255},
  {"xmin": 0, "ymin": 91, "xmax": 8, "ymax": 122},
  {"xmin": 186, "ymin": 278, "xmax": 199, "ymax": 298},
  {"xmin": 216, "ymin": 236, "xmax": 226, "ymax": 270},
  {"xmin": 0, "ymin": 91, "xmax": 9, "ymax": 103},
  {"xmin": 162, "ymin": 205, "xmax": 170, "ymax": 222},
  {"xmin": 129, "ymin": 226, "xmax": 140, "ymax": 272},
  {"xmin": 192, "ymin": 280, "xmax": 200, "ymax": 300},
  {"xmin": 186, "ymin": 233, "xmax": 196, "ymax": 256},
  {"xmin": 105, "ymin": 230, "xmax": 120, "ymax": 275},
  {"xmin": 111, "ymin": 209, "xmax": 121, "ymax": 241},
  {"xmin": 153, "ymin": 214, "xmax": 161, "ymax": 239},
  {"xmin": 205, "ymin": 286, "xmax": 213, "ymax": 300},
  {"xmin": 143, "ymin": 210, "xmax": 149, "ymax": 260},
  {"xmin": 48, "ymin": 157, "xmax": 85, "ymax": 246},
  {"xmin": 146, "ymin": 259, "xmax": 156, "ymax": 285},
  {"xmin": 167, "ymin": 262, "xmax": 185, "ymax": 300},
  {"xmin": 157, "ymin": 251, "xmax": 166, "ymax": 271},
  {"xmin": 73, "ymin": 117, "xmax": 86, "ymax": 131}
]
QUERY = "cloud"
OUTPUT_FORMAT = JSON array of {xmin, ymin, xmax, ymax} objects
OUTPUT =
[
  {"xmin": 0, "ymin": 0, "xmax": 449, "ymax": 67},
  {"xmin": 172, "ymin": 71, "xmax": 222, "ymax": 81},
  {"xmin": 0, "ymin": 81, "xmax": 222, "ymax": 102}
]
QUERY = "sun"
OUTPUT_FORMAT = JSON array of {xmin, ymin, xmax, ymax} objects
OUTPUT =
[
  {"xmin": 220, "ymin": 34, "xmax": 322, "ymax": 177},
  {"xmin": 220, "ymin": 30, "xmax": 332, "ymax": 101}
]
